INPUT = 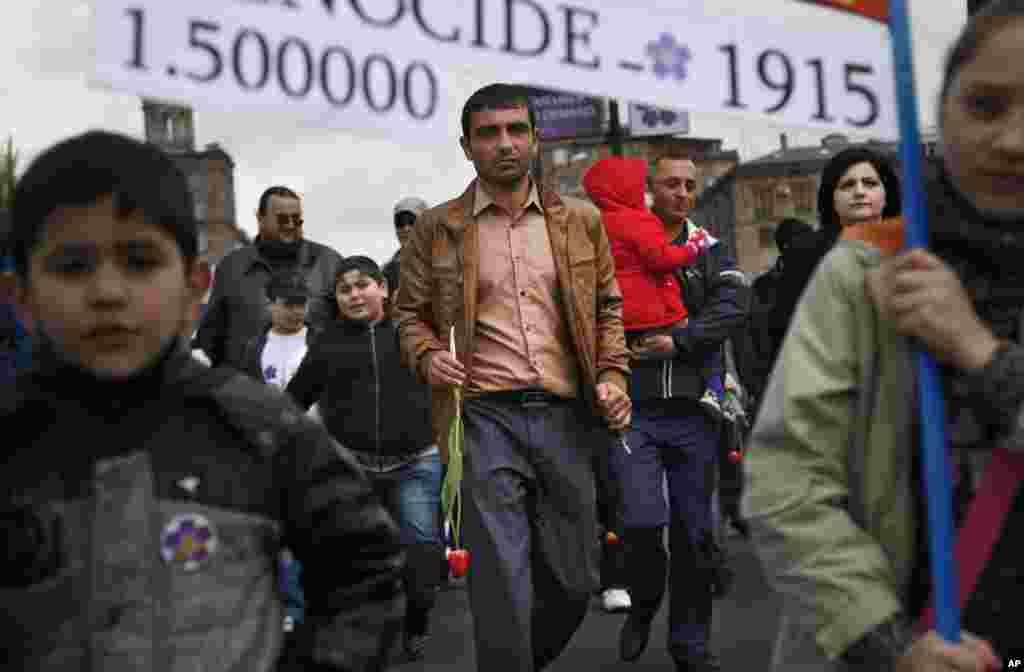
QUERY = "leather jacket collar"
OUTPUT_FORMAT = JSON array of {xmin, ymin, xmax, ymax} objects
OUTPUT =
[{"xmin": 440, "ymin": 179, "xmax": 568, "ymax": 235}]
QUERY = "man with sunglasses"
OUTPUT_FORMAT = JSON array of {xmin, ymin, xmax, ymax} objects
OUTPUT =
[
  {"xmin": 383, "ymin": 196, "xmax": 429, "ymax": 303},
  {"xmin": 195, "ymin": 185, "xmax": 344, "ymax": 370}
]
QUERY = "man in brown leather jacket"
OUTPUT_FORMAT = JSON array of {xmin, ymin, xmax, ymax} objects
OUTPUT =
[{"xmin": 392, "ymin": 83, "xmax": 632, "ymax": 672}]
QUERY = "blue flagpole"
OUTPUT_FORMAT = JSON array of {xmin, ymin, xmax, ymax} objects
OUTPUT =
[{"xmin": 887, "ymin": 0, "xmax": 960, "ymax": 643}]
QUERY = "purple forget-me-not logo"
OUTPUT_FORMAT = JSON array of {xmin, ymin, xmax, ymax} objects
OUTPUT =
[{"xmin": 646, "ymin": 33, "xmax": 692, "ymax": 82}]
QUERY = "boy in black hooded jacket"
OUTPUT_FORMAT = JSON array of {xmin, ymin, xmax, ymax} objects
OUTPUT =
[
  {"xmin": 287, "ymin": 255, "xmax": 442, "ymax": 661},
  {"xmin": 1, "ymin": 131, "xmax": 404, "ymax": 672}
]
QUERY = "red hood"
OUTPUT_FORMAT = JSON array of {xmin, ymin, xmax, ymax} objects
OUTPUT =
[{"xmin": 582, "ymin": 157, "xmax": 648, "ymax": 212}]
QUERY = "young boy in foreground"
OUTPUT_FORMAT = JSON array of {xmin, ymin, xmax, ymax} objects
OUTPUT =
[{"xmin": 0, "ymin": 130, "xmax": 404, "ymax": 671}]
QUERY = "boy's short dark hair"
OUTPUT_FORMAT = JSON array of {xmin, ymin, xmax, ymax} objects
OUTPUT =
[
  {"xmin": 461, "ymin": 83, "xmax": 537, "ymax": 140},
  {"xmin": 336, "ymin": 255, "xmax": 385, "ymax": 286},
  {"xmin": 257, "ymin": 186, "xmax": 300, "ymax": 216},
  {"xmin": 266, "ymin": 270, "xmax": 310, "ymax": 302},
  {"xmin": 11, "ymin": 131, "xmax": 198, "ymax": 279}
]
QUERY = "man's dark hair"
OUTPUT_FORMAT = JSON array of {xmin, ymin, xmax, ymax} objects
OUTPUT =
[
  {"xmin": 774, "ymin": 218, "xmax": 814, "ymax": 254},
  {"xmin": 257, "ymin": 185, "xmax": 301, "ymax": 216},
  {"xmin": 266, "ymin": 270, "xmax": 309, "ymax": 302},
  {"xmin": 461, "ymin": 83, "xmax": 537, "ymax": 140},
  {"xmin": 11, "ymin": 130, "xmax": 198, "ymax": 279},
  {"xmin": 336, "ymin": 255, "xmax": 385, "ymax": 286},
  {"xmin": 816, "ymin": 146, "xmax": 902, "ymax": 248}
]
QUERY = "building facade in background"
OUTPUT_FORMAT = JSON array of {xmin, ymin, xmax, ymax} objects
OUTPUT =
[{"xmin": 142, "ymin": 100, "xmax": 246, "ymax": 267}]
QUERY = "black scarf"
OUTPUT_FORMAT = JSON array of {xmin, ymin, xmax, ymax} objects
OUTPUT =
[
  {"xmin": 906, "ymin": 170, "xmax": 1024, "ymax": 630},
  {"xmin": 28, "ymin": 331, "xmax": 187, "ymax": 417},
  {"xmin": 256, "ymin": 237, "xmax": 302, "ymax": 268}
]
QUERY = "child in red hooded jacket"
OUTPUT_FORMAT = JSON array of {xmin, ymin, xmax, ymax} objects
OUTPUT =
[{"xmin": 582, "ymin": 156, "xmax": 710, "ymax": 345}]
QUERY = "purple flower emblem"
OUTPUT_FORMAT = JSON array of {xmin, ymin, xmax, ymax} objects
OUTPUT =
[
  {"xmin": 161, "ymin": 513, "xmax": 218, "ymax": 571},
  {"xmin": 646, "ymin": 33, "xmax": 692, "ymax": 82}
]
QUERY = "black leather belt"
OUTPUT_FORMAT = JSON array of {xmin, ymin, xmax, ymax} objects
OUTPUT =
[{"xmin": 477, "ymin": 388, "xmax": 572, "ymax": 407}]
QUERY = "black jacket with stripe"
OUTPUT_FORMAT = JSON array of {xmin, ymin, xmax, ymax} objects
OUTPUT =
[{"xmin": 0, "ymin": 345, "xmax": 404, "ymax": 672}]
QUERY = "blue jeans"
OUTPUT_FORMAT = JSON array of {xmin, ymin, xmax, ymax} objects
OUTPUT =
[
  {"xmin": 608, "ymin": 399, "xmax": 720, "ymax": 661},
  {"xmin": 371, "ymin": 453, "xmax": 444, "ymax": 636},
  {"xmin": 369, "ymin": 452, "xmax": 443, "ymax": 545}
]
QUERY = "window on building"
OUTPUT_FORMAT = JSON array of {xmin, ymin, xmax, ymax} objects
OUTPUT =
[
  {"xmin": 792, "ymin": 181, "xmax": 815, "ymax": 212},
  {"xmin": 753, "ymin": 186, "xmax": 773, "ymax": 220}
]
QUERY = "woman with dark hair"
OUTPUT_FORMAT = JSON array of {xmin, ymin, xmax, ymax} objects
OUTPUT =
[
  {"xmin": 759, "ymin": 148, "xmax": 903, "ymax": 404},
  {"xmin": 778, "ymin": 147, "xmax": 903, "ymax": 325},
  {"xmin": 745, "ymin": 1, "xmax": 1024, "ymax": 670},
  {"xmin": 816, "ymin": 146, "xmax": 903, "ymax": 247}
]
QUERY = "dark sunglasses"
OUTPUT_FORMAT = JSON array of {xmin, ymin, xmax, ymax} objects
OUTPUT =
[
  {"xmin": 395, "ymin": 213, "xmax": 418, "ymax": 230},
  {"xmin": 276, "ymin": 213, "xmax": 304, "ymax": 226},
  {"xmin": 279, "ymin": 295, "xmax": 309, "ymax": 307}
]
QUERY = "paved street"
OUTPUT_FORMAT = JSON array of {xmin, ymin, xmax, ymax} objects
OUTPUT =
[{"xmin": 390, "ymin": 534, "xmax": 781, "ymax": 671}]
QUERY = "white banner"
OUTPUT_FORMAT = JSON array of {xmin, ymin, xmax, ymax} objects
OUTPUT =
[{"xmin": 91, "ymin": 1, "xmax": 897, "ymax": 143}]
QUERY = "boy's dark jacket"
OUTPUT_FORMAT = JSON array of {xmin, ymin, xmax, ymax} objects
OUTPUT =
[
  {"xmin": 628, "ymin": 221, "xmax": 747, "ymax": 403},
  {"xmin": 0, "ymin": 344, "xmax": 404, "ymax": 672},
  {"xmin": 286, "ymin": 317, "xmax": 434, "ymax": 465}
]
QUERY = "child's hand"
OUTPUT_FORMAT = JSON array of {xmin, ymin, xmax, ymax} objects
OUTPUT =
[{"xmin": 684, "ymin": 229, "xmax": 711, "ymax": 258}]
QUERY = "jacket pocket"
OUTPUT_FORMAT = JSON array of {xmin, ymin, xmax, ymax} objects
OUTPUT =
[{"xmin": 166, "ymin": 511, "xmax": 280, "ymax": 632}]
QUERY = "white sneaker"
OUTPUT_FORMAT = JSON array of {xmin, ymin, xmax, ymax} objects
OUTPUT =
[
  {"xmin": 602, "ymin": 588, "xmax": 632, "ymax": 613},
  {"xmin": 700, "ymin": 389, "xmax": 724, "ymax": 420}
]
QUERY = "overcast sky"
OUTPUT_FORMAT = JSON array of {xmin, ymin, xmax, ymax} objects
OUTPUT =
[{"xmin": 3, "ymin": 0, "xmax": 966, "ymax": 264}]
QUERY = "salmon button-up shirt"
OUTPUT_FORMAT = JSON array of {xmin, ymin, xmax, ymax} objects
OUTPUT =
[{"xmin": 466, "ymin": 181, "xmax": 579, "ymax": 399}]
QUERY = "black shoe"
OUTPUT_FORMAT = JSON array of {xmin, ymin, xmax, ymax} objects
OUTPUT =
[
  {"xmin": 619, "ymin": 614, "xmax": 653, "ymax": 662},
  {"xmin": 674, "ymin": 652, "xmax": 722, "ymax": 672}
]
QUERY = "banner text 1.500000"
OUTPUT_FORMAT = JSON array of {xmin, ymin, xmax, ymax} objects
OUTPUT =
[{"xmin": 123, "ymin": 7, "xmax": 439, "ymax": 118}]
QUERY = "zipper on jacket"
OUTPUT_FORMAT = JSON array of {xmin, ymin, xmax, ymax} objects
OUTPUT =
[{"xmin": 369, "ymin": 323, "xmax": 382, "ymax": 471}]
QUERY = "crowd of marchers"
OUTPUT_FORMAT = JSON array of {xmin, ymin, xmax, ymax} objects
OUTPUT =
[{"xmin": 3, "ymin": 3, "xmax": 1024, "ymax": 672}]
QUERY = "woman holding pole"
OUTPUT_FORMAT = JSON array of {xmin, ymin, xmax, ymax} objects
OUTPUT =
[{"xmin": 744, "ymin": 2, "xmax": 1024, "ymax": 669}]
